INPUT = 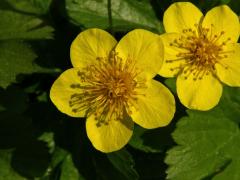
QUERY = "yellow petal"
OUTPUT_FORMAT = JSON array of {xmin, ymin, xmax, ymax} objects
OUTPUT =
[
  {"xmin": 130, "ymin": 80, "xmax": 175, "ymax": 129},
  {"xmin": 215, "ymin": 43, "xmax": 240, "ymax": 86},
  {"xmin": 115, "ymin": 29, "xmax": 164, "ymax": 79},
  {"xmin": 50, "ymin": 68, "xmax": 86, "ymax": 117},
  {"xmin": 86, "ymin": 114, "xmax": 133, "ymax": 153},
  {"xmin": 163, "ymin": 2, "xmax": 203, "ymax": 33},
  {"xmin": 158, "ymin": 33, "xmax": 187, "ymax": 77},
  {"xmin": 70, "ymin": 28, "xmax": 117, "ymax": 68},
  {"xmin": 177, "ymin": 72, "xmax": 222, "ymax": 110},
  {"xmin": 202, "ymin": 5, "xmax": 240, "ymax": 43}
]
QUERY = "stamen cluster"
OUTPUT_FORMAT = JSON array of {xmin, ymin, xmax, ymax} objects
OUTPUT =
[
  {"xmin": 167, "ymin": 23, "xmax": 232, "ymax": 80},
  {"xmin": 69, "ymin": 52, "xmax": 146, "ymax": 126}
]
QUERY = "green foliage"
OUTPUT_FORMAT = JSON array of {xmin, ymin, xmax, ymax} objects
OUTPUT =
[
  {"xmin": 0, "ymin": 0, "xmax": 240, "ymax": 179},
  {"xmin": 0, "ymin": 42, "xmax": 46, "ymax": 88},
  {"xmin": 0, "ymin": 5, "xmax": 53, "ymax": 88},
  {"xmin": 0, "ymin": 150, "xmax": 26, "ymax": 180},
  {"xmin": 107, "ymin": 149, "xmax": 139, "ymax": 180},
  {"xmin": 60, "ymin": 153, "xmax": 85, "ymax": 180},
  {"xmin": 0, "ymin": 10, "xmax": 53, "ymax": 40},
  {"xmin": 92, "ymin": 149, "xmax": 139, "ymax": 180},
  {"xmin": 217, "ymin": 86, "xmax": 240, "ymax": 124},
  {"xmin": 4, "ymin": 0, "xmax": 52, "ymax": 15},
  {"xmin": 66, "ymin": 0, "xmax": 163, "ymax": 33},
  {"xmin": 166, "ymin": 110, "xmax": 240, "ymax": 180},
  {"xmin": 129, "ymin": 124, "xmax": 175, "ymax": 153},
  {"xmin": 164, "ymin": 76, "xmax": 240, "ymax": 180}
]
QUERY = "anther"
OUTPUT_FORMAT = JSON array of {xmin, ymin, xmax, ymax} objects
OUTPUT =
[{"xmin": 70, "ymin": 84, "xmax": 81, "ymax": 88}]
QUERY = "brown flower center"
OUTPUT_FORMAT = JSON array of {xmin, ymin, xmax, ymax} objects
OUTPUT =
[
  {"xmin": 69, "ymin": 51, "xmax": 146, "ymax": 126},
  {"xmin": 167, "ymin": 22, "xmax": 233, "ymax": 80}
]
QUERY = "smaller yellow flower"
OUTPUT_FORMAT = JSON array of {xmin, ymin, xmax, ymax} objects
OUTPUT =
[
  {"xmin": 50, "ymin": 28, "xmax": 175, "ymax": 152},
  {"xmin": 159, "ymin": 2, "xmax": 240, "ymax": 110}
]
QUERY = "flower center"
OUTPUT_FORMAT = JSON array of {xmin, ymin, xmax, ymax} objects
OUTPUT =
[
  {"xmin": 69, "ymin": 51, "xmax": 146, "ymax": 126},
  {"xmin": 167, "ymin": 22, "xmax": 233, "ymax": 80}
]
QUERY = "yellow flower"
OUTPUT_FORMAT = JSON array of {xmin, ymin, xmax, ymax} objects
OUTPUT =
[
  {"xmin": 50, "ymin": 28, "xmax": 175, "ymax": 152},
  {"xmin": 159, "ymin": 2, "xmax": 240, "ymax": 110}
]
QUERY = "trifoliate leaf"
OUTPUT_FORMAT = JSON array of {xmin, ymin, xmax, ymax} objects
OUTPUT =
[
  {"xmin": 165, "ymin": 111, "xmax": 240, "ymax": 180},
  {"xmin": 0, "ymin": 10, "xmax": 53, "ymax": 40},
  {"xmin": 0, "ymin": 150, "xmax": 26, "ymax": 180},
  {"xmin": 66, "ymin": 0, "xmax": 162, "ymax": 32},
  {"xmin": 0, "ymin": 41, "xmax": 49, "ymax": 88},
  {"xmin": 3, "ymin": 0, "xmax": 53, "ymax": 15}
]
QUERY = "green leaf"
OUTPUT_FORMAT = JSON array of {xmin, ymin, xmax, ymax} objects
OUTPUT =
[
  {"xmin": 3, "ymin": 0, "xmax": 53, "ymax": 15},
  {"xmin": 164, "ymin": 78, "xmax": 176, "ymax": 94},
  {"xmin": 0, "ymin": 8, "xmax": 55, "ymax": 89},
  {"xmin": 66, "ymin": 0, "xmax": 162, "ymax": 32},
  {"xmin": 93, "ymin": 149, "xmax": 139, "ymax": 180},
  {"xmin": 49, "ymin": 147, "xmax": 85, "ymax": 180},
  {"xmin": 129, "ymin": 125, "xmax": 174, "ymax": 153},
  {"xmin": 60, "ymin": 154, "xmax": 85, "ymax": 180},
  {"xmin": 0, "ymin": 150, "xmax": 26, "ymax": 180},
  {"xmin": 0, "ymin": 41, "xmax": 49, "ymax": 88},
  {"xmin": 50, "ymin": 147, "xmax": 68, "ymax": 170},
  {"xmin": 0, "ymin": 10, "xmax": 53, "ymax": 40},
  {"xmin": 217, "ymin": 86, "xmax": 240, "ymax": 124},
  {"xmin": 107, "ymin": 149, "xmax": 139, "ymax": 180},
  {"xmin": 38, "ymin": 132, "xmax": 55, "ymax": 153},
  {"xmin": 165, "ymin": 111, "xmax": 240, "ymax": 180}
]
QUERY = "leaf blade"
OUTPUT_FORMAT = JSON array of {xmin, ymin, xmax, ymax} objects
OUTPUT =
[{"xmin": 166, "ymin": 112, "xmax": 240, "ymax": 180}]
